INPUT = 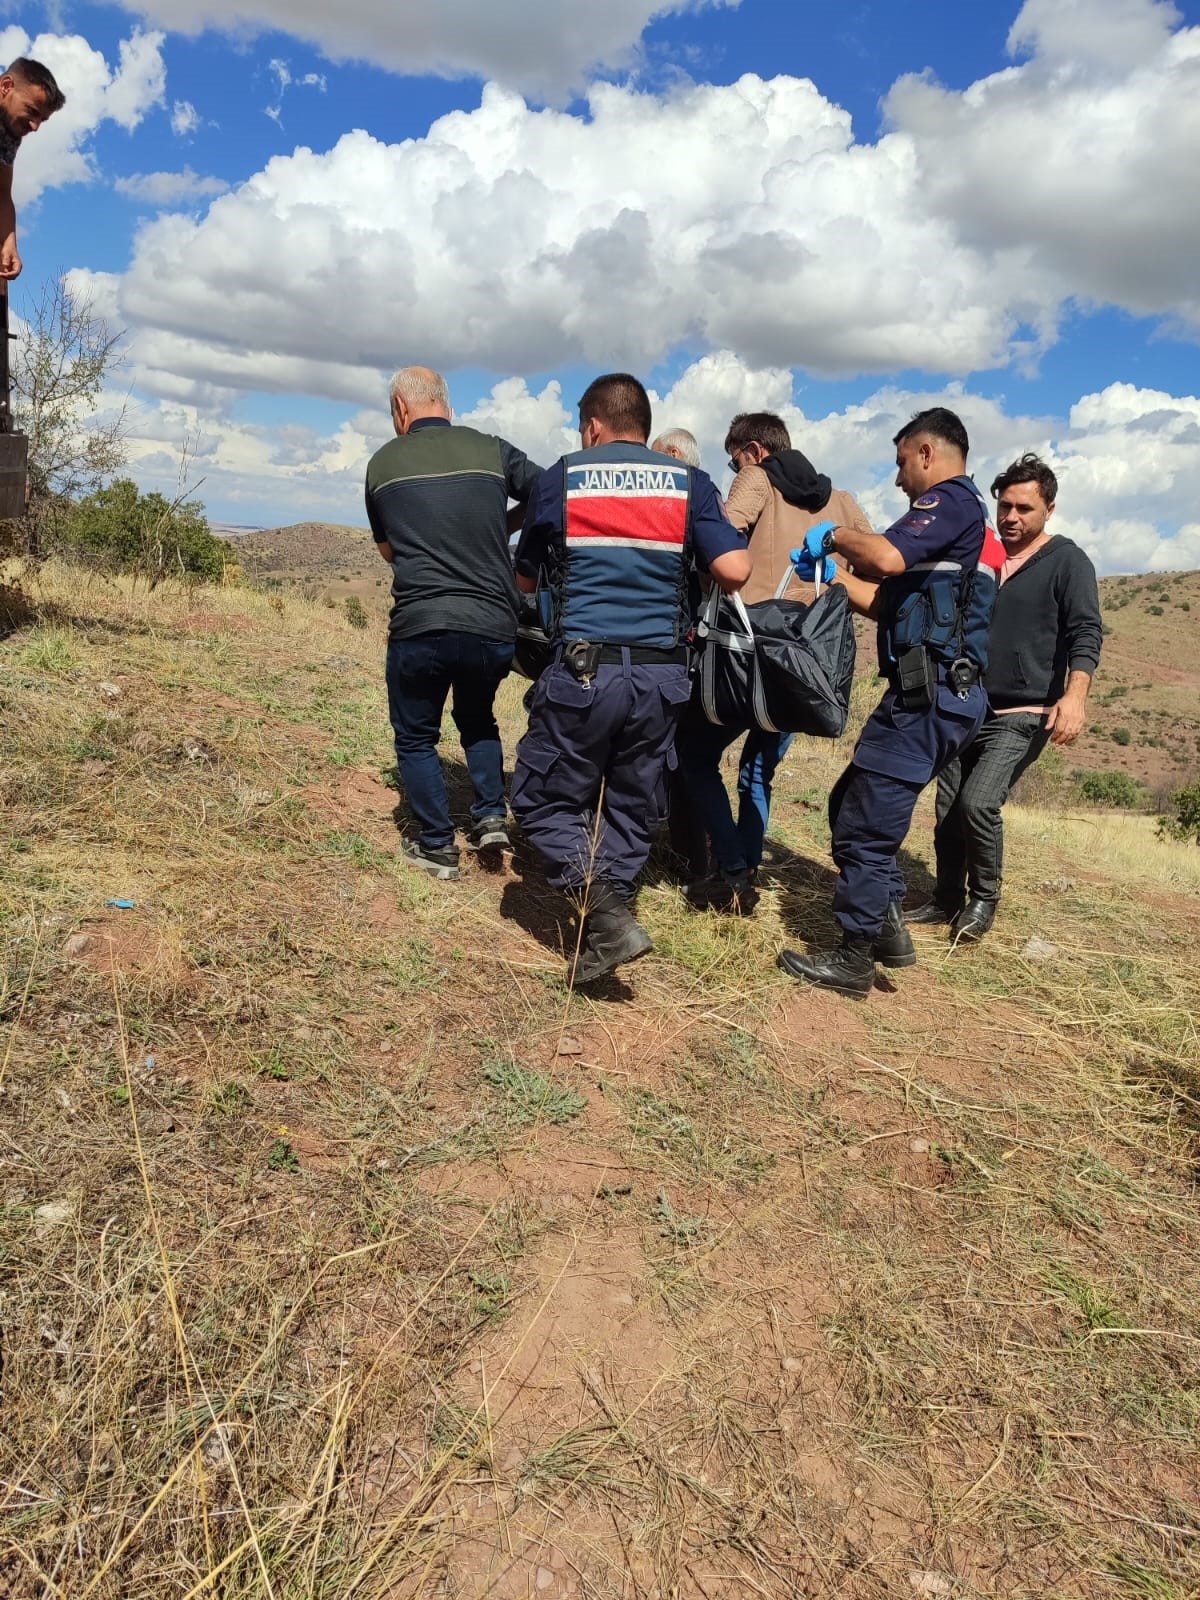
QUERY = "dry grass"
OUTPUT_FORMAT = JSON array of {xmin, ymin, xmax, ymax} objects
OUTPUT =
[{"xmin": 1, "ymin": 561, "xmax": 1198, "ymax": 1598}]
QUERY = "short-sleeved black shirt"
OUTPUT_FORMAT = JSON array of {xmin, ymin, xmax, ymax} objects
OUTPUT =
[{"xmin": 365, "ymin": 418, "xmax": 543, "ymax": 641}]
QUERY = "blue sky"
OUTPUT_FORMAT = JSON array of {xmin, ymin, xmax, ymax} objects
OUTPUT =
[{"xmin": 5, "ymin": 0, "xmax": 1200, "ymax": 571}]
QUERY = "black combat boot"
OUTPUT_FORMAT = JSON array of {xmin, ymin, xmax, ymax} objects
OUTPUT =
[
  {"xmin": 953, "ymin": 897, "xmax": 996, "ymax": 942},
  {"xmin": 569, "ymin": 883, "xmax": 653, "ymax": 986},
  {"xmin": 777, "ymin": 936, "xmax": 876, "ymax": 997},
  {"xmin": 907, "ymin": 897, "xmax": 963, "ymax": 925},
  {"xmin": 872, "ymin": 901, "xmax": 916, "ymax": 968}
]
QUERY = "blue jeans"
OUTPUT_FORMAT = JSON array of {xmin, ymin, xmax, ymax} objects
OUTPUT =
[
  {"xmin": 385, "ymin": 631, "xmax": 514, "ymax": 850},
  {"xmin": 676, "ymin": 717, "xmax": 793, "ymax": 875}
]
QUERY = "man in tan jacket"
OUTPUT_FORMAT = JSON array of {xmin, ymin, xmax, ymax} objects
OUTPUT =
[
  {"xmin": 678, "ymin": 412, "xmax": 872, "ymax": 911},
  {"xmin": 725, "ymin": 412, "xmax": 874, "ymax": 603}
]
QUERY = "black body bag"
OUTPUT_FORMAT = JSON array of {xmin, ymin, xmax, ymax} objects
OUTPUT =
[
  {"xmin": 693, "ymin": 568, "xmax": 856, "ymax": 737},
  {"xmin": 513, "ymin": 587, "xmax": 554, "ymax": 682}
]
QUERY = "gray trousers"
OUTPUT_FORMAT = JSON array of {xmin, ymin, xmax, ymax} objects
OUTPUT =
[{"xmin": 933, "ymin": 711, "xmax": 1050, "ymax": 906}]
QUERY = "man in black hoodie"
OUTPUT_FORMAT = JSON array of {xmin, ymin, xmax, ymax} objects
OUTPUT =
[
  {"xmin": 910, "ymin": 453, "xmax": 1102, "ymax": 940},
  {"xmin": 676, "ymin": 411, "xmax": 874, "ymax": 910}
]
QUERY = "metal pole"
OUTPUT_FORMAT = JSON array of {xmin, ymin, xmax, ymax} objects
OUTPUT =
[{"xmin": 0, "ymin": 281, "xmax": 10, "ymax": 434}]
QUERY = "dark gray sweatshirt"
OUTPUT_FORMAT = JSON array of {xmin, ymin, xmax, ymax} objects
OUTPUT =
[{"xmin": 985, "ymin": 535, "xmax": 1103, "ymax": 709}]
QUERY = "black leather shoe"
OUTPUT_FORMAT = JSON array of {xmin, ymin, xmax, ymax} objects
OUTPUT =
[
  {"xmin": 953, "ymin": 897, "xmax": 996, "ymax": 942},
  {"xmin": 907, "ymin": 898, "xmax": 963, "ymax": 926},
  {"xmin": 684, "ymin": 867, "xmax": 759, "ymax": 914},
  {"xmin": 872, "ymin": 901, "xmax": 916, "ymax": 968},
  {"xmin": 569, "ymin": 886, "xmax": 653, "ymax": 985},
  {"xmin": 778, "ymin": 938, "xmax": 876, "ymax": 997}
]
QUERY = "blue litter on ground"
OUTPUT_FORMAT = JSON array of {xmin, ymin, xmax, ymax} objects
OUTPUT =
[{"xmin": 105, "ymin": 899, "xmax": 136, "ymax": 909}]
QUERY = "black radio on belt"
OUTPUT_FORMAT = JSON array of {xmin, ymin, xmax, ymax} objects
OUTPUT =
[
  {"xmin": 563, "ymin": 638, "xmax": 601, "ymax": 683},
  {"xmin": 896, "ymin": 644, "xmax": 936, "ymax": 710}
]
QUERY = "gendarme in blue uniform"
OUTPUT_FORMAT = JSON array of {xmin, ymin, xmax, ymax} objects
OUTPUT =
[
  {"xmin": 830, "ymin": 475, "xmax": 1004, "ymax": 938},
  {"xmin": 512, "ymin": 442, "xmax": 745, "ymax": 897}
]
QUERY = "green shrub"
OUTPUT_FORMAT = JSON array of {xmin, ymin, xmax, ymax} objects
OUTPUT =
[
  {"xmin": 344, "ymin": 596, "xmax": 368, "ymax": 629},
  {"xmin": 1111, "ymin": 727, "xmax": 1131, "ymax": 746},
  {"xmin": 1158, "ymin": 781, "xmax": 1200, "ymax": 844},
  {"xmin": 63, "ymin": 478, "xmax": 225, "ymax": 583},
  {"xmin": 1075, "ymin": 769, "xmax": 1144, "ymax": 809},
  {"xmin": 1147, "ymin": 604, "xmax": 1164, "ymax": 616}
]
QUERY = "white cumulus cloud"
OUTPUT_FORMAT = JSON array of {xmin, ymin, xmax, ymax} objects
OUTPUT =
[
  {"xmin": 171, "ymin": 98, "xmax": 201, "ymax": 135},
  {"xmin": 108, "ymin": 0, "xmax": 739, "ymax": 101},
  {"xmin": 114, "ymin": 166, "xmax": 229, "ymax": 204},
  {"xmin": 72, "ymin": 1, "xmax": 1200, "ymax": 412}
]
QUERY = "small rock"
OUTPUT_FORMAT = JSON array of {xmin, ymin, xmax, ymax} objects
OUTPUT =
[
  {"xmin": 1145, "ymin": 928, "xmax": 1170, "ymax": 943},
  {"xmin": 63, "ymin": 933, "xmax": 95, "ymax": 959},
  {"xmin": 54, "ymin": 1088, "xmax": 76, "ymax": 1113},
  {"xmin": 550, "ymin": 1548, "xmax": 567, "ymax": 1572},
  {"xmin": 33, "ymin": 1200, "xmax": 74, "ymax": 1238},
  {"xmin": 782, "ymin": 1357, "xmax": 803, "ymax": 1373},
  {"xmin": 909, "ymin": 1138, "xmax": 930, "ymax": 1154},
  {"xmin": 1021, "ymin": 936, "xmax": 1058, "ymax": 962},
  {"xmin": 90, "ymin": 1432, "xmax": 120, "ymax": 1477},
  {"xmin": 844, "ymin": 1145, "xmax": 864, "ymax": 1163},
  {"xmin": 536, "ymin": 1568, "xmax": 556, "ymax": 1592},
  {"xmin": 908, "ymin": 1573, "xmax": 953, "ymax": 1597},
  {"xmin": 378, "ymin": 1040, "xmax": 393, "ymax": 1055},
  {"xmin": 201, "ymin": 1423, "xmax": 233, "ymax": 1469},
  {"xmin": 1038, "ymin": 877, "xmax": 1075, "ymax": 892},
  {"xmin": 555, "ymin": 1036, "xmax": 583, "ymax": 1057},
  {"xmin": 97, "ymin": 681, "xmax": 122, "ymax": 699}
]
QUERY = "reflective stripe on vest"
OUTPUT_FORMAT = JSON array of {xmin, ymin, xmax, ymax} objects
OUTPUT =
[{"xmin": 558, "ymin": 454, "xmax": 692, "ymax": 648}]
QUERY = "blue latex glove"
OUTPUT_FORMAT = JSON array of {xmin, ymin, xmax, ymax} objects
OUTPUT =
[
  {"xmin": 789, "ymin": 548, "xmax": 838, "ymax": 583},
  {"xmin": 804, "ymin": 519, "xmax": 837, "ymax": 559}
]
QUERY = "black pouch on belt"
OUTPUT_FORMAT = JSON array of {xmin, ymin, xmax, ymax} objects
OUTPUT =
[
  {"xmin": 896, "ymin": 645, "xmax": 936, "ymax": 711},
  {"xmin": 563, "ymin": 639, "xmax": 602, "ymax": 682}
]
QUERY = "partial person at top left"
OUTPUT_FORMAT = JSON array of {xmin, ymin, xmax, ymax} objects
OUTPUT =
[{"xmin": 0, "ymin": 58, "xmax": 66, "ymax": 280}]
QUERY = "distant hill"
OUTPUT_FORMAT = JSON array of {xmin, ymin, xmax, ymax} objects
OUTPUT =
[
  {"xmin": 224, "ymin": 521, "xmax": 372, "ymax": 580},
  {"xmin": 1084, "ymin": 568, "xmax": 1200, "ymax": 800}
]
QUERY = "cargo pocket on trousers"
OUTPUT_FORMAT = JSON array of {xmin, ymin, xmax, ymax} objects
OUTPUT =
[
  {"xmin": 658, "ymin": 675, "xmax": 694, "ymax": 711},
  {"xmin": 511, "ymin": 740, "xmax": 562, "ymax": 816},
  {"xmin": 544, "ymin": 670, "xmax": 595, "ymax": 710}
]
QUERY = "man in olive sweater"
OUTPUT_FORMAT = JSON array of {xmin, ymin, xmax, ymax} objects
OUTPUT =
[
  {"xmin": 367, "ymin": 366, "xmax": 542, "ymax": 879},
  {"xmin": 911, "ymin": 453, "xmax": 1102, "ymax": 940}
]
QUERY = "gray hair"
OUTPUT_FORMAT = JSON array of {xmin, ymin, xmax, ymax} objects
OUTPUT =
[
  {"xmin": 388, "ymin": 365, "xmax": 451, "ymax": 411},
  {"xmin": 651, "ymin": 427, "xmax": 701, "ymax": 468}
]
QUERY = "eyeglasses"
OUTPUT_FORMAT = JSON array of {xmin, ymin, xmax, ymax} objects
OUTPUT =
[{"xmin": 728, "ymin": 444, "xmax": 760, "ymax": 474}]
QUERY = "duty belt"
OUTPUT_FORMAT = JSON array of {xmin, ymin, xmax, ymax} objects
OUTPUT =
[{"xmin": 594, "ymin": 644, "xmax": 688, "ymax": 666}]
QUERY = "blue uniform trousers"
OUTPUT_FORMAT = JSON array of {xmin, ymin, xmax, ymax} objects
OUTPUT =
[
  {"xmin": 512, "ymin": 655, "xmax": 693, "ymax": 896},
  {"xmin": 830, "ymin": 683, "xmax": 986, "ymax": 939}
]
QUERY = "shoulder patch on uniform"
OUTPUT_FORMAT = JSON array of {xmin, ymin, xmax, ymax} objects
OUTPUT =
[{"xmin": 913, "ymin": 493, "xmax": 941, "ymax": 510}]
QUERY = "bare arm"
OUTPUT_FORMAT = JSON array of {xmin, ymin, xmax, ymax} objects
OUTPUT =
[
  {"xmin": 1045, "ymin": 668, "xmax": 1091, "ymax": 747},
  {"xmin": 708, "ymin": 548, "xmax": 752, "ymax": 594},
  {"xmin": 831, "ymin": 563, "xmax": 882, "ymax": 619},
  {"xmin": 506, "ymin": 501, "xmax": 528, "ymax": 535},
  {"xmin": 829, "ymin": 524, "xmax": 905, "ymax": 578},
  {"xmin": 0, "ymin": 164, "xmax": 20, "ymax": 280},
  {"xmin": 516, "ymin": 570, "xmax": 536, "ymax": 594},
  {"xmin": 374, "ymin": 540, "xmax": 394, "ymax": 564}
]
